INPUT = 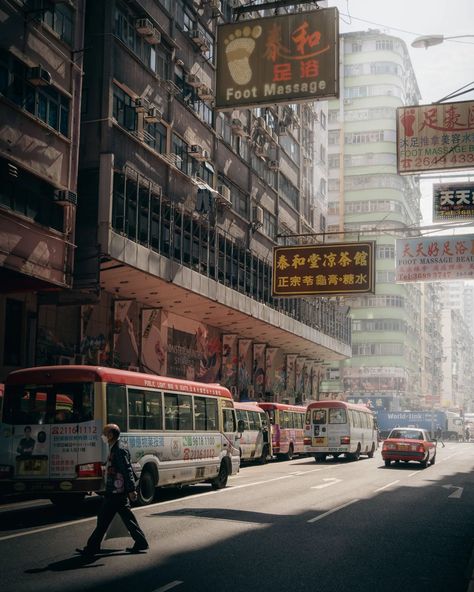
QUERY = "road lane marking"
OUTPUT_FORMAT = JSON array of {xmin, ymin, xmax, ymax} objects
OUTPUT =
[
  {"xmin": 374, "ymin": 480, "xmax": 400, "ymax": 492},
  {"xmin": 307, "ymin": 499, "xmax": 359, "ymax": 523},
  {"xmin": 311, "ymin": 478, "xmax": 342, "ymax": 490},
  {"xmin": 407, "ymin": 471, "xmax": 419, "ymax": 477},
  {"xmin": 152, "ymin": 581, "xmax": 183, "ymax": 592},
  {"xmin": 442, "ymin": 485, "xmax": 464, "ymax": 499}
]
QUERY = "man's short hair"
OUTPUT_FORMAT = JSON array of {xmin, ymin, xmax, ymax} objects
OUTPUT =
[{"xmin": 104, "ymin": 423, "xmax": 121, "ymax": 439}]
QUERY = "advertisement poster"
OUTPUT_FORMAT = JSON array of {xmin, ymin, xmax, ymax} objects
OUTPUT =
[
  {"xmin": 238, "ymin": 339, "xmax": 253, "ymax": 399},
  {"xmin": 141, "ymin": 309, "xmax": 166, "ymax": 375},
  {"xmin": 113, "ymin": 299, "xmax": 140, "ymax": 369},
  {"xmin": 253, "ymin": 343, "xmax": 266, "ymax": 399},
  {"xmin": 395, "ymin": 234, "xmax": 474, "ymax": 282},
  {"xmin": 265, "ymin": 347, "xmax": 285, "ymax": 399},
  {"xmin": 295, "ymin": 357, "xmax": 306, "ymax": 399},
  {"xmin": 222, "ymin": 334, "xmax": 238, "ymax": 388},
  {"xmin": 303, "ymin": 361, "xmax": 313, "ymax": 400},
  {"xmin": 286, "ymin": 354, "xmax": 297, "ymax": 396},
  {"xmin": 432, "ymin": 182, "xmax": 474, "ymax": 221}
]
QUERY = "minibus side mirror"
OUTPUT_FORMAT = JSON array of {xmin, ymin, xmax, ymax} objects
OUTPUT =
[{"xmin": 237, "ymin": 419, "xmax": 245, "ymax": 433}]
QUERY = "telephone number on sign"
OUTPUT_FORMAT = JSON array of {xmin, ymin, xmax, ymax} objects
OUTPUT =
[
  {"xmin": 402, "ymin": 153, "xmax": 474, "ymax": 169},
  {"xmin": 397, "ymin": 272, "xmax": 473, "ymax": 280}
]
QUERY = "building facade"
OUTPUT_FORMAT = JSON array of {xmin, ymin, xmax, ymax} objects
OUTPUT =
[
  {"xmin": 0, "ymin": 0, "xmax": 351, "ymax": 403},
  {"xmin": 326, "ymin": 30, "xmax": 422, "ymax": 411}
]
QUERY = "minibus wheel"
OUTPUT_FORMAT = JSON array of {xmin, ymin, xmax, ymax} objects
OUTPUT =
[
  {"xmin": 211, "ymin": 459, "xmax": 229, "ymax": 489},
  {"xmin": 137, "ymin": 469, "xmax": 156, "ymax": 505},
  {"xmin": 367, "ymin": 443, "xmax": 375, "ymax": 458},
  {"xmin": 283, "ymin": 443, "xmax": 294, "ymax": 461}
]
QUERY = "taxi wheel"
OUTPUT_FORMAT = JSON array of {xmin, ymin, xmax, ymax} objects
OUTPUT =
[{"xmin": 420, "ymin": 454, "xmax": 429, "ymax": 468}]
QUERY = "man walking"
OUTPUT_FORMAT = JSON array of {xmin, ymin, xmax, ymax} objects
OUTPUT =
[{"xmin": 76, "ymin": 423, "xmax": 149, "ymax": 557}]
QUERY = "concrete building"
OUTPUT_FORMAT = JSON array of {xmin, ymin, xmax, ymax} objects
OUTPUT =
[
  {"xmin": 326, "ymin": 30, "xmax": 422, "ymax": 411},
  {"xmin": 0, "ymin": 1, "xmax": 352, "ymax": 401},
  {"xmin": 0, "ymin": 0, "xmax": 85, "ymax": 377}
]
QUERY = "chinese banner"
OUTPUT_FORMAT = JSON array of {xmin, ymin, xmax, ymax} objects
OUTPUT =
[
  {"xmin": 286, "ymin": 354, "xmax": 297, "ymax": 396},
  {"xmin": 265, "ymin": 347, "xmax": 286, "ymax": 399},
  {"xmin": 395, "ymin": 234, "xmax": 474, "ymax": 282},
  {"xmin": 295, "ymin": 357, "xmax": 306, "ymax": 399},
  {"xmin": 303, "ymin": 361, "xmax": 313, "ymax": 400},
  {"xmin": 222, "ymin": 334, "xmax": 238, "ymax": 388},
  {"xmin": 238, "ymin": 339, "xmax": 253, "ymax": 400},
  {"xmin": 216, "ymin": 8, "xmax": 339, "ymax": 109},
  {"xmin": 253, "ymin": 343, "xmax": 266, "ymax": 399},
  {"xmin": 397, "ymin": 100, "xmax": 474, "ymax": 174},
  {"xmin": 433, "ymin": 182, "xmax": 474, "ymax": 221},
  {"xmin": 273, "ymin": 242, "xmax": 375, "ymax": 296}
]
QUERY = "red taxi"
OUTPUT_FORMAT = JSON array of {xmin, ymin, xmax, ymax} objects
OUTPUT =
[{"xmin": 382, "ymin": 428, "xmax": 437, "ymax": 468}]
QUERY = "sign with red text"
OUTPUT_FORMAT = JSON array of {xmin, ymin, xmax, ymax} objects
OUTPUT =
[
  {"xmin": 272, "ymin": 242, "xmax": 375, "ymax": 297},
  {"xmin": 433, "ymin": 182, "xmax": 474, "ymax": 221},
  {"xmin": 215, "ymin": 8, "xmax": 339, "ymax": 110},
  {"xmin": 396, "ymin": 234, "xmax": 474, "ymax": 282},
  {"xmin": 397, "ymin": 100, "xmax": 474, "ymax": 174}
]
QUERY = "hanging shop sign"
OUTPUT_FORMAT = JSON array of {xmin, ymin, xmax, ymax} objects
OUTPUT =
[
  {"xmin": 433, "ymin": 182, "xmax": 474, "ymax": 221},
  {"xmin": 215, "ymin": 8, "xmax": 339, "ymax": 110},
  {"xmin": 272, "ymin": 242, "xmax": 375, "ymax": 297},
  {"xmin": 395, "ymin": 234, "xmax": 474, "ymax": 282},
  {"xmin": 397, "ymin": 100, "xmax": 474, "ymax": 174}
]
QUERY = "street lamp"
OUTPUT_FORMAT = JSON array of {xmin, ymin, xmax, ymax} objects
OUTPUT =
[{"xmin": 411, "ymin": 34, "xmax": 474, "ymax": 49}]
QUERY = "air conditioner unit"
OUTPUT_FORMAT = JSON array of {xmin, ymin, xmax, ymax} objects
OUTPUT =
[
  {"xmin": 217, "ymin": 184, "xmax": 231, "ymax": 204},
  {"xmin": 27, "ymin": 66, "xmax": 52, "ymax": 86},
  {"xmin": 54, "ymin": 189, "xmax": 78, "ymax": 206},
  {"xmin": 231, "ymin": 118, "xmax": 246, "ymax": 136},
  {"xmin": 252, "ymin": 205, "xmax": 264, "ymax": 227},
  {"xmin": 163, "ymin": 79, "xmax": 180, "ymax": 95},
  {"xmin": 144, "ymin": 106, "xmax": 162, "ymax": 123},
  {"xmin": 190, "ymin": 30, "xmax": 209, "ymax": 52},
  {"xmin": 144, "ymin": 27, "xmax": 161, "ymax": 45},
  {"xmin": 189, "ymin": 145, "xmax": 210, "ymax": 161},
  {"xmin": 186, "ymin": 74, "xmax": 203, "ymax": 88},
  {"xmin": 135, "ymin": 97, "xmax": 150, "ymax": 113},
  {"xmin": 268, "ymin": 160, "xmax": 279, "ymax": 171},
  {"xmin": 136, "ymin": 18, "xmax": 154, "ymax": 35},
  {"xmin": 168, "ymin": 153, "xmax": 182, "ymax": 168},
  {"xmin": 197, "ymin": 85, "xmax": 213, "ymax": 101}
]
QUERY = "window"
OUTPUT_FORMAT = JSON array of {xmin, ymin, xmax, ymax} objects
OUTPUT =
[
  {"xmin": 106, "ymin": 384, "xmax": 127, "ymax": 428},
  {"xmin": 112, "ymin": 85, "xmax": 136, "ymax": 131},
  {"xmin": 279, "ymin": 174, "xmax": 299, "ymax": 209},
  {"xmin": 164, "ymin": 393, "xmax": 193, "ymax": 430},
  {"xmin": 194, "ymin": 396, "xmax": 218, "ymax": 430},
  {"xmin": 172, "ymin": 133, "xmax": 191, "ymax": 175},
  {"xmin": 128, "ymin": 389, "xmax": 163, "ymax": 430},
  {"xmin": 223, "ymin": 407, "xmax": 236, "ymax": 432},
  {"xmin": 329, "ymin": 408, "xmax": 347, "ymax": 424},
  {"xmin": 376, "ymin": 39, "xmax": 394, "ymax": 51},
  {"xmin": 263, "ymin": 209, "xmax": 276, "ymax": 239},
  {"xmin": 145, "ymin": 121, "xmax": 166, "ymax": 153},
  {"xmin": 42, "ymin": 2, "xmax": 74, "ymax": 45},
  {"xmin": 312, "ymin": 409, "xmax": 327, "ymax": 425}
]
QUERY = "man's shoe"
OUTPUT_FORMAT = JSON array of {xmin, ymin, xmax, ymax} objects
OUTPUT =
[
  {"xmin": 76, "ymin": 547, "xmax": 99, "ymax": 557},
  {"xmin": 126, "ymin": 544, "xmax": 149, "ymax": 553}
]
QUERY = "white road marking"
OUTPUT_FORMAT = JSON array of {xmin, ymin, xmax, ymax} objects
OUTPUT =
[
  {"xmin": 407, "ymin": 471, "xmax": 419, "ymax": 477},
  {"xmin": 290, "ymin": 468, "xmax": 323, "ymax": 475},
  {"xmin": 311, "ymin": 478, "xmax": 342, "ymax": 490},
  {"xmin": 374, "ymin": 480, "xmax": 400, "ymax": 492},
  {"xmin": 442, "ymin": 485, "xmax": 464, "ymax": 499},
  {"xmin": 151, "ymin": 581, "xmax": 184, "ymax": 592},
  {"xmin": 307, "ymin": 499, "xmax": 359, "ymax": 523}
]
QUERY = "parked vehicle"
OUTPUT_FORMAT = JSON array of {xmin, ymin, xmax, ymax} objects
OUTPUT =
[
  {"xmin": 376, "ymin": 410, "xmax": 464, "ymax": 441},
  {"xmin": 235, "ymin": 402, "xmax": 270, "ymax": 464},
  {"xmin": 257, "ymin": 403, "xmax": 306, "ymax": 460},
  {"xmin": 382, "ymin": 428, "xmax": 437, "ymax": 468}
]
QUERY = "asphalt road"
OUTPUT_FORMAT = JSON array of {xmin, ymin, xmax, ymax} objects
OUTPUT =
[{"xmin": 0, "ymin": 443, "xmax": 473, "ymax": 592}]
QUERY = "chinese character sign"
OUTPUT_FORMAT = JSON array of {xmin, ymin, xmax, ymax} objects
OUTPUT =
[
  {"xmin": 395, "ymin": 234, "xmax": 474, "ymax": 282},
  {"xmin": 397, "ymin": 100, "xmax": 474, "ymax": 174},
  {"xmin": 433, "ymin": 182, "xmax": 474, "ymax": 221},
  {"xmin": 272, "ymin": 242, "xmax": 375, "ymax": 297},
  {"xmin": 215, "ymin": 8, "xmax": 339, "ymax": 110}
]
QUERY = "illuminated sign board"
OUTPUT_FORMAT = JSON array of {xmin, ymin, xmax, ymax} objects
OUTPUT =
[
  {"xmin": 272, "ymin": 242, "xmax": 375, "ymax": 297},
  {"xmin": 395, "ymin": 234, "xmax": 474, "ymax": 282},
  {"xmin": 433, "ymin": 182, "xmax": 474, "ymax": 221},
  {"xmin": 397, "ymin": 100, "xmax": 474, "ymax": 174},
  {"xmin": 216, "ymin": 8, "xmax": 339, "ymax": 110}
]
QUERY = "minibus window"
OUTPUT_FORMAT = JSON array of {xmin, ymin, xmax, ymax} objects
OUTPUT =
[{"xmin": 312, "ymin": 409, "xmax": 327, "ymax": 425}]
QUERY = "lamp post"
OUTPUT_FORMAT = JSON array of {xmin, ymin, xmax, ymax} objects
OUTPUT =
[{"xmin": 411, "ymin": 34, "xmax": 474, "ymax": 49}]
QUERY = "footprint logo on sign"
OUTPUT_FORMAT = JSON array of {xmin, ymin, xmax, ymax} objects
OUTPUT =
[{"xmin": 224, "ymin": 25, "xmax": 262, "ymax": 85}]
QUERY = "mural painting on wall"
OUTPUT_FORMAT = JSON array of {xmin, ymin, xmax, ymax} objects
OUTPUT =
[
  {"xmin": 238, "ymin": 339, "xmax": 253, "ymax": 400},
  {"xmin": 222, "ymin": 335, "xmax": 238, "ymax": 388},
  {"xmin": 141, "ymin": 309, "xmax": 166, "ymax": 376},
  {"xmin": 80, "ymin": 304, "xmax": 111, "ymax": 365},
  {"xmin": 164, "ymin": 313, "xmax": 221, "ymax": 382},
  {"xmin": 265, "ymin": 348, "xmax": 285, "ymax": 400},
  {"xmin": 295, "ymin": 357, "xmax": 306, "ymax": 401},
  {"xmin": 311, "ymin": 364, "xmax": 321, "ymax": 400},
  {"xmin": 253, "ymin": 344, "xmax": 266, "ymax": 399},
  {"xmin": 36, "ymin": 328, "xmax": 76, "ymax": 365},
  {"xmin": 286, "ymin": 354, "xmax": 297, "ymax": 398},
  {"xmin": 113, "ymin": 300, "xmax": 140, "ymax": 369}
]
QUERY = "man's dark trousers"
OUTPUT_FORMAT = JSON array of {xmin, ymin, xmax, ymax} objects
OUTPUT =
[{"xmin": 86, "ymin": 493, "xmax": 147, "ymax": 552}]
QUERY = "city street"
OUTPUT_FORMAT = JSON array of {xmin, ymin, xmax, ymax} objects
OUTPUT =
[{"xmin": 0, "ymin": 443, "xmax": 472, "ymax": 592}]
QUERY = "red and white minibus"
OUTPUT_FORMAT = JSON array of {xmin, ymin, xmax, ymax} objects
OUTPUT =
[
  {"xmin": 235, "ymin": 402, "xmax": 271, "ymax": 463},
  {"xmin": 304, "ymin": 401, "xmax": 378, "ymax": 461},
  {"xmin": 257, "ymin": 402, "xmax": 306, "ymax": 460},
  {"xmin": 0, "ymin": 366, "xmax": 241, "ymax": 507}
]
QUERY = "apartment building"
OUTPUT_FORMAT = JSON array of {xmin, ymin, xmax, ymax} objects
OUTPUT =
[
  {"xmin": 326, "ymin": 30, "xmax": 422, "ymax": 411},
  {"xmin": 0, "ymin": 1, "xmax": 351, "ymax": 402}
]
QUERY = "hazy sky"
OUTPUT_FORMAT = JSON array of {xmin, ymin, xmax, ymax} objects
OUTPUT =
[{"xmin": 328, "ymin": 0, "xmax": 474, "ymax": 226}]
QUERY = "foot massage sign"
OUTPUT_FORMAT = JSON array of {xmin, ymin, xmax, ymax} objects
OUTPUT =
[{"xmin": 215, "ymin": 8, "xmax": 339, "ymax": 110}]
